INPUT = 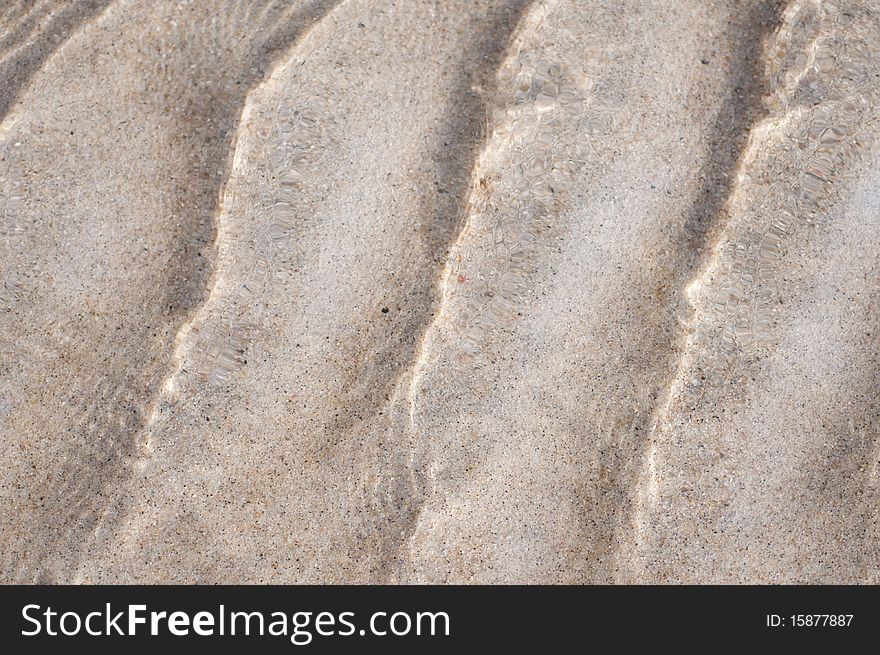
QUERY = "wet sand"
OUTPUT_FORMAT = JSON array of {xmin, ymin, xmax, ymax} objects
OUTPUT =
[{"xmin": 1, "ymin": 0, "xmax": 879, "ymax": 583}]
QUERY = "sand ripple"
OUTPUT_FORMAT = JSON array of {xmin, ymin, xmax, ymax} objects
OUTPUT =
[{"xmin": 1, "ymin": 0, "xmax": 879, "ymax": 583}]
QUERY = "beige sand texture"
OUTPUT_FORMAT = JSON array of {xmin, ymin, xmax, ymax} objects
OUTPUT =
[{"xmin": 0, "ymin": 0, "xmax": 878, "ymax": 583}]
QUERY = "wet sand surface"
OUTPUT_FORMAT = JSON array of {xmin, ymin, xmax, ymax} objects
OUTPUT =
[{"xmin": 1, "ymin": 0, "xmax": 879, "ymax": 583}]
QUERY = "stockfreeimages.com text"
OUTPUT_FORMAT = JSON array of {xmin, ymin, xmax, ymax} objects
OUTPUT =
[{"xmin": 22, "ymin": 603, "xmax": 450, "ymax": 645}]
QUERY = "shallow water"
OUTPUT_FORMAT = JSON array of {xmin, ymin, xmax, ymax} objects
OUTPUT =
[{"xmin": 1, "ymin": 0, "xmax": 879, "ymax": 583}]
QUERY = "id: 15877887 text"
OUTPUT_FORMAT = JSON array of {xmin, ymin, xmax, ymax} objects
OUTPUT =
[{"xmin": 766, "ymin": 614, "xmax": 853, "ymax": 628}]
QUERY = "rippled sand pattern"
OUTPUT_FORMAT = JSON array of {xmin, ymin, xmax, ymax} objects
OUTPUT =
[{"xmin": 1, "ymin": 0, "xmax": 879, "ymax": 583}]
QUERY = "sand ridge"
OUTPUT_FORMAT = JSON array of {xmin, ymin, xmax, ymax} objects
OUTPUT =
[{"xmin": 1, "ymin": 0, "xmax": 879, "ymax": 584}]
